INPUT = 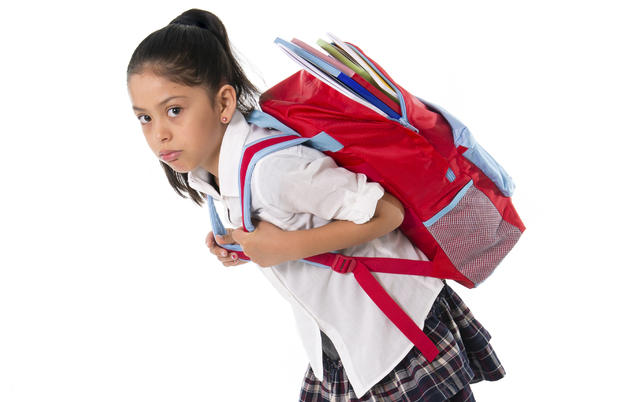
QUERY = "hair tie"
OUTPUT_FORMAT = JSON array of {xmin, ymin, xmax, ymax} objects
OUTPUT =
[
  {"xmin": 172, "ymin": 17, "xmax": 209, "ymax": 31},
  {"xmin": 171, "ymin": 17, "xmax": 225, "ymax": 48}
]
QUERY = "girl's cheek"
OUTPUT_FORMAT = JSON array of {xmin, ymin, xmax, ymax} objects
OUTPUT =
[{"xmin": 143, "ymin": 131, "xmax": 155, "ymax": 148}]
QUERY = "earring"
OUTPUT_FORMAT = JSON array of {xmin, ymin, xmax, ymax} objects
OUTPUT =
[{"xmin": 221, "ymin": 116, "xmax": 228, "ymax": 123}]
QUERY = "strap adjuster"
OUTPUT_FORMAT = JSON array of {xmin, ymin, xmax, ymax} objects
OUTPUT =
[{"xmin": 332, "ymin": 254, "xmax": 357, "ymax": 274}]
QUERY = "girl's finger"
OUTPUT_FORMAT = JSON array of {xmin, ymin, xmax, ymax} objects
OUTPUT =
[
  {"xmin": 205, "ymin": 231, "xmax": 215, "ymax": 247},
  {"xmin": 220, "ymin": 253, "xmax": 246, "ymax": 267},
  {"xmin": 216, "ymin": 230, "xmax": 238, "ymax": 245},
  {"xmin": 208, "ymin": 245, "xmax": 228, "ymax": 257},
  {"xmin": 218, "ymin": 253, "xmax": 237, "ymax": 264},
  {"xmin": 221, "ymin": 256, "xmax": 236, "ymax": 266},
  {"xmin": 223, "ymin": 259, "xmax": 245, "ymax": 267}
]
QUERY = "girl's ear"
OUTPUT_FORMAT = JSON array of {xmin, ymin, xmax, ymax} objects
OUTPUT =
[{"xmin": 215, "ymin": 84, "xmax": 237, "ymax": 122}]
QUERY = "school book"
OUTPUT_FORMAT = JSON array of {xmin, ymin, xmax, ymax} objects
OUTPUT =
[
  {"xmin": 291, "ymin": 38, "xmax": 401, "ymax": 114},
  {"xmin": 274, "ymin": 40, "xmax": 390, "ymax": 118},
  {"xmin": 275, "ymin": 38, "xmax": 401, "ymax": 119},
  {"xmin": 317, "ymin": 39, "xmax": 376, "ymax": 86},
  {"xmin": 291, "ymin": 38, "xmax": 352, "ymax": 76},
  {"xmin": 317, "ymin": 38, "xmax": 399, "ymax": 104},
  {"xmin": 326, "ymin": 32, "xmax": 398, "ymax": 99}
]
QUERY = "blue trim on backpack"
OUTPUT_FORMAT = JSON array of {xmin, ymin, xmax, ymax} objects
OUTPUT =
[
  {"xmin": 423, "ymin": 180, "xmax": 474, "ymax": 227},
  {"xmin": 416, "ymin": 97, "xmax": 516, "ymax": 197},
  {"xmin": 275, "ymin": 38, "xmax": 342, "ymax": 77},
  {"xmin": 298, "ymin": 259, "xmax": 330, "ymax": 269},
  {"xmin": 247, "ymin": 109, "xmax": 300, "ymax": 136},
  {"xmin": 244, "ymin": 132, "xmax": 294, "ymax": 148},
  {"xmin": 299, "ymin": 251, "xmax": 346, "ymax": 270},
  {"xmin": 445, "ymin": 168, "xmax": 456, "ymax": 182},
  {"xmin": 206, "ymin": 111, "xmax": 344, "ymax": 249},
  {"xmin": 207, "ymin": 195, "xmax": 226, "ymax": 236},
  {"xmin": 247, "ymin": 110, "xmax": 344, "ymax": 152},
  {"xmin": 206, "ymin": 195, "xmax": 244, "ymax": 252},
  {"xmin": 306, "ymin": 131, "xmax": 344, "ymax": 152},
  {"xmin": 239, "ymin": 136, "xmax": 309, "ymax": 232}
]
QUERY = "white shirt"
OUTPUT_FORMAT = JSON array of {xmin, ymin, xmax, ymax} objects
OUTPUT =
[{"xmin": 188, "ymin": 109, "xmax": 445, "ymax": 398}]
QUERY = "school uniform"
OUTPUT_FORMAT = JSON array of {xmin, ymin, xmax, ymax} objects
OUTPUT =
[{"xmin": 188, "ymin": 109, "xmax": 506, "ymax": 401}]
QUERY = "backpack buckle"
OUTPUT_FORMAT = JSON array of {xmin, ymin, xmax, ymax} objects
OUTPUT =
[{"xmin": 332, "ymin": 254, "xmax": 357, "ymax": 274}]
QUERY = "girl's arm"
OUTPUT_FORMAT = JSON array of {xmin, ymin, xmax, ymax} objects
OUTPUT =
[
  {"xmin": 230, "ymin": 191, "xmax": 405, "ymax": 267},
  {"xmin": 287, "ymin": 191, "xmax": 404, "ymax": 261},
  {"xmin": 230, "ymin": 149, "xmax": 406, "ymax": 268}
]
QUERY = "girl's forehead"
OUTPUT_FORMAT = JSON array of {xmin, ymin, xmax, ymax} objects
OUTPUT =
[
  {"xmin": 128, "ymin": 72, "xmax": 201, "ymax": 109},
  {"xmin": 129, "ymin": 71, "xmax": 184, "ymax": 93}
]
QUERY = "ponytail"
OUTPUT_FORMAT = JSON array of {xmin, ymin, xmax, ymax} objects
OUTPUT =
[{"xmin": 127, "ymin": 9, "xmax": 261, "ymax": 206}]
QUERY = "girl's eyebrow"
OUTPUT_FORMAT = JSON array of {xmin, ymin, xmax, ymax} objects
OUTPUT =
[{"xmin": 132, "ymin": 95, "xmax": 189, "ymax": 112}]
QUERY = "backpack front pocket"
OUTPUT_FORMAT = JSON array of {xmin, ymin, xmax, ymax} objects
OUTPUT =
[{"xmin": 422, "ymin": 179, "xmax": 521, "ymax": 286}]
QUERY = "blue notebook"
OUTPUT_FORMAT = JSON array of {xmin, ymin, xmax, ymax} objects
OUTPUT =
[{"xmin": 274, "ymin": 38, "xmax": 401, "ymax": 120}]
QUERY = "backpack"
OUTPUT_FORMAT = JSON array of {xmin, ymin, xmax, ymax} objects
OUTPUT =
[{"xmin": 207, "ymin": 37, "xmax": 525, "ymax": 362}]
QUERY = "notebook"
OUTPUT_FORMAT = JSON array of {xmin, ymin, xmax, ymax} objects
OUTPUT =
[
  {"xmin": 326, "ymin": 32, "xmax": 397, "ymax": 98},
  {"xmin": 274, "ymin": 38, "xmax": 401, "ymax": 119},
  {"xmin": 274, "ymin": 40, "xmax": 390, "ymax": 118},
  {"xmin": 291, "ymin": 38, "xmax": 401, "ymax": 113}
]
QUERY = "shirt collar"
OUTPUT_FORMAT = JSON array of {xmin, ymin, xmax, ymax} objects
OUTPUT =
[{"xmin": 187, "ymin": 108, "xmax": 250, "ymax": 201}]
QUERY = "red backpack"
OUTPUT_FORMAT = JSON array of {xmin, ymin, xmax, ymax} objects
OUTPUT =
[{"xmin": 208, "ymin": 39, "xmax": 525, "ymax": 362}]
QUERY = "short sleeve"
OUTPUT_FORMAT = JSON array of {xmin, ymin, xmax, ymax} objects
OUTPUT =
[{"xmin": 251, "ymin": 145, "xmax": 385, "ymax": 224}]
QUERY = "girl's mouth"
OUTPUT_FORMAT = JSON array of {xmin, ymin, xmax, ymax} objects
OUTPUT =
[{"xmin": 160, "ymin": 151, "xmax": 182, "ymax": 162}]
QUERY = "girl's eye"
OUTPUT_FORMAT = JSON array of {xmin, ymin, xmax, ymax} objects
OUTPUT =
[
  {"xmin": 136, "ymin": 107, "xmax": 180, "ymax": 125},
  {"xmin": 168, "ymin": 106, "xmax": 182, "ymax": 117}
]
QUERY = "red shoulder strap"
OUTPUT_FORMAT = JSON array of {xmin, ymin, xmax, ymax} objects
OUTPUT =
[{"xmin": 238, "ymin": 133, "xmax": 444, "ymax": 362}]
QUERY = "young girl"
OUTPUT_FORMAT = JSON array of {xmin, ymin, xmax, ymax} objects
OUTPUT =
[{"xmin": 126, "ymin": 9, "xmax": 506, "ymax": 401}]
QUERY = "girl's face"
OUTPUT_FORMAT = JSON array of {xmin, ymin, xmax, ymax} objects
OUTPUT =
[{"xmin": 127, "ymin": 69, "xmax": 234, "ymax": 175}]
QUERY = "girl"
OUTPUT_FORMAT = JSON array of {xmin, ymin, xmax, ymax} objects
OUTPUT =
[{"xmin": 126, "ymin": 8, "xmax": 506, "ymax": 401}]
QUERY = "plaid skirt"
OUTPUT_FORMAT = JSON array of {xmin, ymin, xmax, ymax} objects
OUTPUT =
[{"xmin": 299, "ymin": 282, "xmax": 506, "ymax": 401}]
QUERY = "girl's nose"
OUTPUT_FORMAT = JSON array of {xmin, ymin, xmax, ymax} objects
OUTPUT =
[
  {"xmin": 154, "ymin": 123, "xmax": 172, "ymax": 142},
  {"xmin": 156, "ymin": 131, "xmax": 171, "ymax": 142}
]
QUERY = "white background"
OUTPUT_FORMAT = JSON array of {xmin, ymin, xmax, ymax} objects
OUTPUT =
[{"xmin": 1, "ymin": 1, "xmax": 618, "ymax": 401}]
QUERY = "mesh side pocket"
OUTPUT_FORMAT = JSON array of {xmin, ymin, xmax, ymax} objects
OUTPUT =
[{"xmin": 426, "ymin": 183, "xmax": 521, "ymax": 285}]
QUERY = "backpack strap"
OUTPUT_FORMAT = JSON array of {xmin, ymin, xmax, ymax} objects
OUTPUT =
[
  {"xmin": 206, "ymin": 110, "xmax": 343, "ymax": 254},
  {"xmin": 304, "ymin": 252, "xmax": 441, "ymax": 361},
  {"xmin": 216, "ymin": 110, "xmax": 449, "ymax": 362}
]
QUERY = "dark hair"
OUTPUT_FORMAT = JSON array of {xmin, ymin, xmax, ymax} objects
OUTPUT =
[{"xmin": 127, "ymin": 9, "xmax": 261, "ymax": 206}]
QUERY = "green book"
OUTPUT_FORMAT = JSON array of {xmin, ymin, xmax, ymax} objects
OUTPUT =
[
  {"xmin": 317, "ymin": 39, "xmax": 377, "ymax": 87},
  {"xmin": 317, "ymin": 39, "xmax": 398, "ymax": 104}
]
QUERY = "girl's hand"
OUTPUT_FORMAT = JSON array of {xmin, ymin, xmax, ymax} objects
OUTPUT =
[
  {"xmin": 231, "ymin": 220, "xmax": 293, "ymax": 268},
  {"xmin": 205, "ymin": 228, "xmax": 247, "ymax": 267}
]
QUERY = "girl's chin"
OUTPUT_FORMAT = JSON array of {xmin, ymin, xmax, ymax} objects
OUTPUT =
[{"xmin": 166, "ymin": 161, "xmax": 189, "ymax": 173}]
